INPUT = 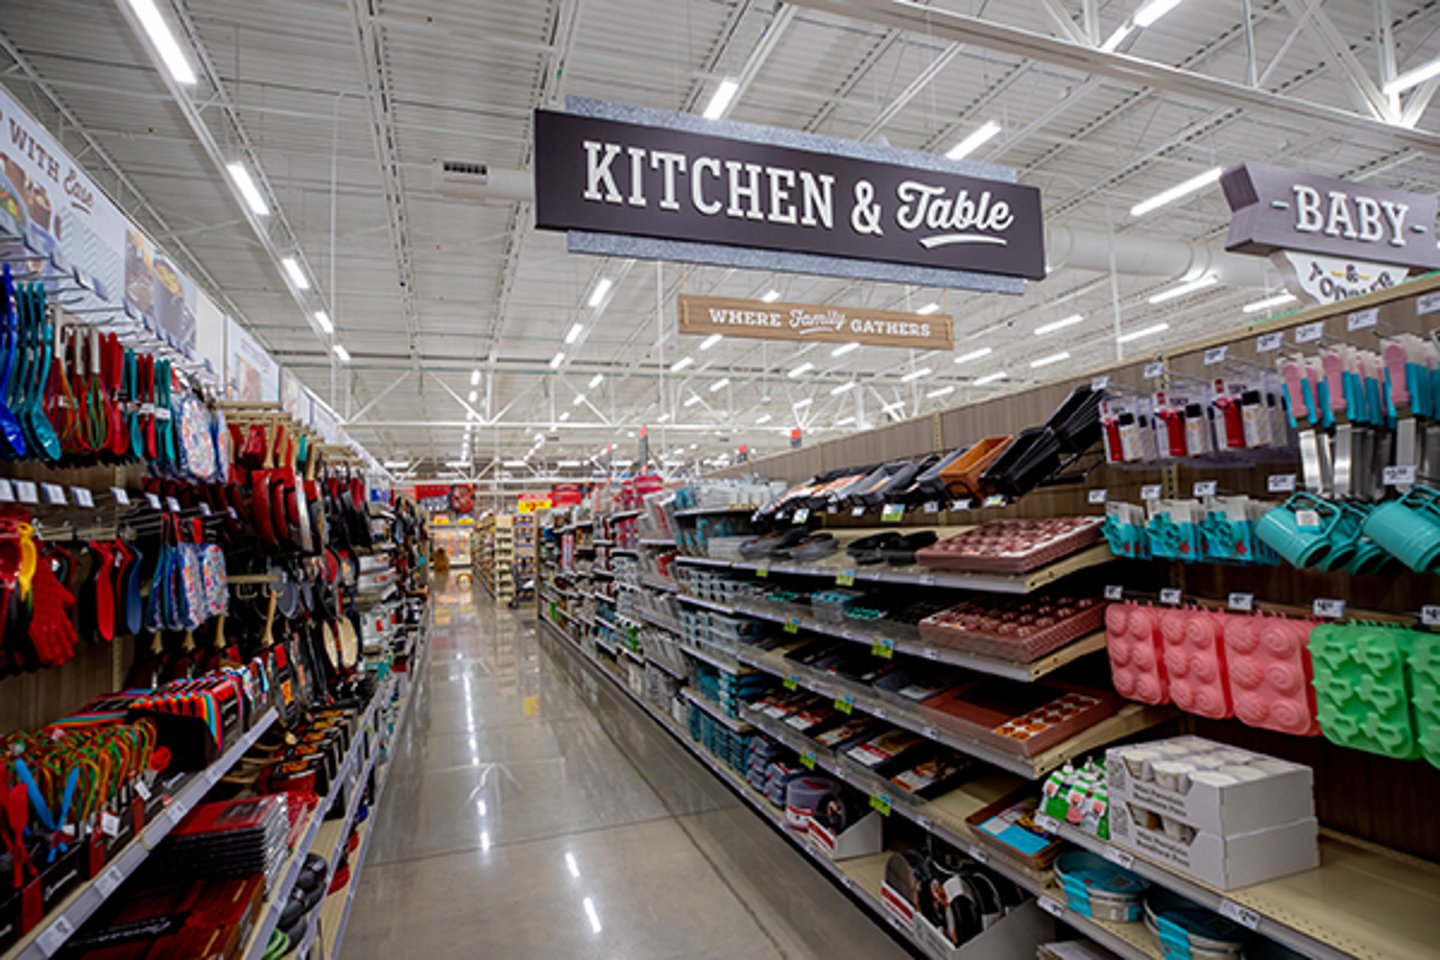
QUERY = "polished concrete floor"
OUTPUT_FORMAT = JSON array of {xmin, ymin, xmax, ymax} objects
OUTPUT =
[{"xmin": 340, "ymin": 577, "xmax": 911, "ymax": 960}]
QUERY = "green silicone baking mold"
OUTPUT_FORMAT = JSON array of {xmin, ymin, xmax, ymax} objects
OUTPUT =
[
  {"xmin": 1408, "ymin": 633, "xmax": 1440, "ymax": 770},
  {"xmin": 1308, "ymin": 624, "xmax": 1419, "ymax": 761}
]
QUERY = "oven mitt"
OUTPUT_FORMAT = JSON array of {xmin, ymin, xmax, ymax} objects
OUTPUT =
[{"xmin": 29, "ymin": 553, "xmax": 78, "ymax": 668}]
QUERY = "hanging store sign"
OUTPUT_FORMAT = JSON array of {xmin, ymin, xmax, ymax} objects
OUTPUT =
[
  {"xmin": 1279, "ymin": 251, "xmax": 1407, "ymax": 305},
  {"xmin": 677, "ymin": 294, "xmax": 953, "ymax": 350},
  {"xmin": 533, "ymin": 98, "xmax": 1045, "ymax": 293},
  {"xmin": 1220, "ymin": 163, "xmax": 1440, "ymax": 273}
]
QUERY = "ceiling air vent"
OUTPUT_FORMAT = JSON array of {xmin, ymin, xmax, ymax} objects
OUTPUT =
[{"xmin": 433, "ymin": 160, "xmax": 532, "ymax": 201}]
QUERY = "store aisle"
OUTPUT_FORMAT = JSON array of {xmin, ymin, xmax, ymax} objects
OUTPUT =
[{"xmin": 340, "ymin": 580, "xmax": 910, "ymax": 960}]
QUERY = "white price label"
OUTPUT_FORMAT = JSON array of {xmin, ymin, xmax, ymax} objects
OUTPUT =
[
  {"xmin": 111, "ymin": 486, "xmax": 131, "ymax": 505},
  {"xmin": 1193, "ymin": 480, "xmax": 1217, "ymax": 497},
  {"xmin": 72, "ymin": 486, "xmax": 94, "ymax": 508},
  {"xmin": 1219, "ymin": 899, "xmax": 1262, "ymax": 930},
  {"xmin": 41, "ymin": 483, "xmax": 66, "ymax": 505},
  {"xmin": 95, "ymin": 865, "xmax": 123, "ymax": 898},
  {"xmin": 915, "ymin": 815, "xmax": 933, "ymax": 833},
  {"xmin": 165, "ymin": 496, "xmax": 181, "ymax": 513},
  {"xmin": 198, "ymin": 502, "xmax": 212, "ymax": 515},
  {"xmin": 1421, "ymin": 605, "xmax": 1440, "ymax": 627},
  {"xmin": 36, "ymin": 917, "xmax": 75, "ymax": 956},
  {"xmin": 922, "ymin": 648, "xmax": 941, "ymax": 661},
  {"xmin": 1141, "ymin": 484, "xmax": 1162, "ymax": 501},
  {"xmin": 100, "ymin": 811, "xmax": 121, "ymax": 838},
  {"xmin": 920, "ymin": 725, "xmax": 940, "ymax": 741},
  {"xmin": 1295, "ymin": 509, "xmax": 1321, "ymax": 529},
  {"xmin": 1091, "ymin": 375, "xmax": 1110, "ymax": 391},
  {"xmin": 1313, "ymin": 598, "xmax": 1346, "ymax": 619},
  {"xmin": 1033, "ymin": 813, "xmax": 1060, "ymax": 834},
  {"xmin": 1088, "ymin": 489, "xmax": 1108, "ymax": 504},
  {"xmin": 1267, "ymin": 474, "xmax": 1297, "ymax": 493},
  {"xmin": 1229, "ymin": 593, "xmax": 1255, "ymax": 612},
  {"xmin": 134, "ymin": 780, "xmax": 152, "ymax": 801},
  {"xmin": 827, "ymin": 505, "xmax": 838, "ymax": 515},
  {"xmin": 1104, "ymin": 585, "xmax": 1124, "ymax": 601},
  {"xmin": 14, "ymin": 480, "xmax": 38, "ymax": 504},
  {"xmin": 1143, "ymin": 361, "xmax": 1165, "ymax": 380},
  {"xmin": 1103, "ymin": 846, "xmax": 1135, "ymax": 869},
  {"xmin": 951, "ymin": 499, "xmax": 971, "ymax": 511},
  {"xmin": 1160, "ymin": 588, "xmax": 1182, "ymax": 605},
  {"xmin": 851, "ymin": 506, "xmax": 866, "ymax": 517},
  {"xmin": 0, "ymin": 479, "xmax": 12, "ymax": 503},
  {"xmin": 922, "ymin": 501, "xmax": 940, "ymax": 514},
  {"xmin": 917, "ymin": 574, "xmax": 937, "ymax": 586},
  {"xmin": 1347, "ymin": 308, "xmax": 1379, "ymax": 331},
  {"xmin": 1038, "ymin": 896, "xmax": 1066, "ymax": 919},
  {"xmin": 1204, "ymin": 346, "xmax": 1229, "ymax": 366},
  {"xmin": 1256, "ymin": 332, "xmax": 1284, "ymax": 353},
  {"xmin": 1384, "ymin": 465, "xmax": 1417, "ymax": 486},
  {"xmin": 1294, "ymin": 321, "xmax": 1324, "ymax": 344},
  {"xmin": 144, "ymin": 492, "xmax": 161, "ymax": 510},
  {"xmin": 227, "ymin": 507, "xmax": 238, "ymax": 520},
  {"xmin": 792, "ymin": 508, "xmax": 810, "ymax": 524},
  {"xmin": 967, "ymin": 845, "xmax": 989, "ymax": 865},
  {"xmin": 1418, "ymin": 291, "xmax": 1440, "ymax": 316}
]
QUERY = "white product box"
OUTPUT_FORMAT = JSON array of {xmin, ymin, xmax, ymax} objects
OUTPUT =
[
  {"xmin": 1106, "ymin": 736, "xmax": 1314, "ymax": 837},
  {"xmin": 807, "ymin": 809, "xmax": 883, "ymax": 860},
  {"xmin": 1110, "ymin": 802, "xmax": 1319, "ymax": 889}
]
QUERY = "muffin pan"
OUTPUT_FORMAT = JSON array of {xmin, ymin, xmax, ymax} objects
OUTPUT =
[
  {"xmin": 919, "ymin": 595, "xmax": 1105, "ymax": 663},
  {"xmin": 916, "ymin": 517, "xmax": 1104, "ymax": 574}
]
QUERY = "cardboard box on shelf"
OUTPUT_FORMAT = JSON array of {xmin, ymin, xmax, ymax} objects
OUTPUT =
[{"xmin": 1109, "ymin": 802, "xmax": 1318, "ymax": 889}]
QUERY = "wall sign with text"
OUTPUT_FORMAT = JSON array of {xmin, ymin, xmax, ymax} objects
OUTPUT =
[
  {"xmin": 533, "ymin": 99, "xmax": 1045, "ymax": 292},
  {"xmin": 677, "ymin": 294, "xmax": 953, "ymax": 350}
]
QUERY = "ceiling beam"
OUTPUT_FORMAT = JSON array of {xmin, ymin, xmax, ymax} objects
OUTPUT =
[
  {"xmin": 1032, "ymin": 0, "xmax": 1090, "ymax": 46},
  {"xmin": 1279, "ymin": 0, "xmax": 1394, "ymax": 121}
]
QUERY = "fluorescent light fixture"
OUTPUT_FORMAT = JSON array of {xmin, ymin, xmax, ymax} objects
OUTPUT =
[
  {"xmin": 900, "ymin": 367, "xmax": 932, "ymax": 382},
  {"xmin": 565, "ymin": 322, "xmax": 584, "ymax": 345},
  {"xmin": 557, "ymin": 459, "xmax": 582, "ymax": 467},
  {"xmin": 1149, "ymin": 274, "xmax": 1219, "ymax": 304},
  {"xmin": 534, "ymin": 433, "xmax": 545, "ymax": 443},
  {"xmin": 1031, "ymin": 351, "xmax": 1071, "ymax": 368},
  {"xmin": 549, "ymin": 351, "xmax": 565, "ymax": 369},
  {"xmin": 1243, "ymin": 292, "xmax": 1298, "ymax": 314},
  {"xmin": 836, "ymin": 416, "xmax": 856, "ymax": 426},
  {"xmin": 927, "ymin": 386, "xmax": 955, "ymax": 399},
  {"xmin": 313, "ymin": 310, "xmax": 333, "ymax": 334},
  {"xmin": 710, "ymin": 378, "xmax": 730, "ymax": 392},
  {"xmin": 788, "ymin": 362, "xmax": 815, "ymax": 378},
  {"xmin": 126, "ymin": 0, "xmax": 196, "ymax": 84},
  {"xmin": 1384, "ymin": 55, "xmax": 1440, "ymax": 95},
  {"xmin": 467, "ymin": 390, "xmax": 478, "ymax": 403},
  {"xmin": 559, "ymin": 411, "xmax": 571, "ymax": 422},
  {"xmin": 281, "ymin": 257, "xmax": 310, "ymax": 290},
  {"xmin": 383, "ymin": 459, "xmax": 409, "ymax": 469},
  {"xmin": 1118, "ymin": 322, "xmax": 1170, "ymax": 343},
  {"xmin": 572, "ymin": 393, "xmax": 586, "ymax": 406},
  {"xmin": 671, "ymin": 355, "xmax": 694, "ymax": 372},
  {"xmin": 916, "ymin": 302, "xmax": 941, "ymax": 316},
  {"xmin": 946, "ymin": 120, "xmax": 1002, "ymax": 160},
  {"xmin": 1100, "ymin": 24, "xmax": 1133, "ymax": 51},
  {"xmin": 1035, "ymin": 314, "xmax": 1083, "ymax": 336},
  {"xmin": 332, "ymin": 344, "xmax": 351, "ymax": 363},
  {"xmin": 975, "ymin": 371, "xmax": 1008, "ymax": 385},
  {"xmin": 761, "ymin": 290, "xmax": 781, "ymax": 303},
  {"xmin": 881, "ymin": 400, "xmax": 905, "ymax": 412},
  {"xmin": 700, "ymin": 333, "xmax": 723, "ymax": 351},
  {"xmin": 471, "ymin": 368, "xmax": 481, "ymax": 385},
  {"xmin": 954, "ymin": 347, "xmax": 993, "ymax": 364},
  {"xmin": 657, "ymin": 413, "xmax": 671, "ymax": 423},
  {"xmin": 830, "ymin": 381, "xmax": 855, "ymax": 395},
  {"xmin": 225, "ymin": 163, "xmax": 269, "ymax": 216},
  {"xmin": 793, "ymin": 397, "xmax": 813, "ymax": 409},
  {"xmin": 755, "ymin": 413, "xmax": 773, "ymax": 425},
  {"xmin": 684, "ymin": 394, "xmax": 702, "ymax": 407},
  {"xmin": 503, "ymin": 459, "xmax": 528, "ymax": 468},
  {"xmin": 703, "ymin": 78, "xmax": 739, "ymax": 119},
  {"xmin": 1134, "ymin": 0, "xmax": 1185, "ymax": 27},
  {"xmin": 689, "ymin": 442, "xmax": 699, "ymax": 450},
  {"xmin": 831, "ymin": 342, "xmax": 860, "ymax": 357},
  {"xmin": 1130, "ymin": 166, "xmax": 1222, "ymax": 217},
  {"xmin": 587, "ymin": 277, "xmax": 613, "ymax": 307}
]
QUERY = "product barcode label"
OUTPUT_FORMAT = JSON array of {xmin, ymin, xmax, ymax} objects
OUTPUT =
[
  {"xmin": 1314, "ymin": 598, "xmax": 1346, "ymax": 619},
  {"xmin": 1038, "ymin": 896, "xmax": 1065, "ymax": 919},
  {"xmin": 1268, "ymin": 474, "xmax": 1297, "ymax": 493},
  {"xmin": 100, "ymin": 811, "xmax": 121, "ymax": 838},
  {"xmin": 951, "ymin": 499, "xmax": 971, "ymax": 511},
  {"xmin": 37, "ymin": 917, "xmax": 75, "ymax": 956},
  {"xmin": 1104, "ymin": 585, "xmax": 1124, "ymax": 601},
  {"xmin": 1143, "ymin": 361, "xmax": 1165, "ymax": 380},
  {"xmin": 13, "ymin": 480, "xmax": 38, "ymax": 504},
  {"xmin": 1421, "ymin": 606, "xmax": 1440, "ymax": 627},
  {"xmin": 1091, "ymin": 375, "xmax": 1110, "ymax": 391},
  {"xmin": 1218, "ymin": 899, "xmax": 1262, "ymax": 930},
  {"xmin": 1295, "ymin": 321, "xmax": 1324, "ymax": 344},
  {"xmin": 1141, "ymin": 484, "xmax": 1162, "ymax": 501},
  {"xmin": 1033, "ymin": 813, "xmax": 1060, "ymax": 834},
  {"xmin": 1204, "ymin": 346, "xmax": 1228, "ymax": 365},
  {"xmin": 1088, "ymin": 489, "xmax": 1108, "ymax": 504},
  {"xmin": 1295, "ymin": 509, "xmax": 1321, "ymax": 529},
  {"xmin": 1383, "ymin": 465, "xmax": 1417, "ymax": 486},
  {"xmin": 1193, "ymin": 480, "xmax": 1217, "ymax": 497},
  {"xmin": 134, "ymin": 780, "xmax": 152, "ymax": 801},
  {"xmin": 1347, "ymin": 308, "xmax": 1379, "ymax": 331},
  {"xmin": 1256, "ymin": 332, "xmax": 1284, "ymax": 353},
  {"xmin": 1418, "ymin": 292, "xmax": 1440, "ymax": 316},
  {"xmin": 72, "ymin": 486, "xmax": 94, "ymax": 508},
  {"xmin": 1160, "ymin": 588, "xmax": 1182, "ymax": 605},
  {"xmin": 1229, "ymin": 593, "xmax": 1255, "ymax": 612},
  {"xmin": 922, "ymin": 501, "xmax": 940, "ymax": 514}
]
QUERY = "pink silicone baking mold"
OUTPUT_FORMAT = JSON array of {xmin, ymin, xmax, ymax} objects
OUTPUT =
[
  {"xmin": 1223, "ymin": 613, "xmax": 1320, "ymax": 736},
  {"xmin": 1159, "ymin": 607, "xmax": 1232, "ymax": 719},
  {"xmin": 1105, "ymin": 603, "xmax": 1168, "ymax": 705}
]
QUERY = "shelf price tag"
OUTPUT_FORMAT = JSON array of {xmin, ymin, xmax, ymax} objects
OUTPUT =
[
  {"xmin": 165, "ymin": 496, "xmax": 181, "ymax": 513},
  {"xmin": 95, "ymin": 864, "xmax": 124, "ymax": 898},
  {"xmin": 881, "ymin": 503, "xmax": 904, "ymax": 522},
  {"xmin": 1218, "ymin": 899, "xmax": 1262, "ymax": 930},
  {"xmin": 1347, "ymin": 308, "xmax": 1379, "ymax": 332},
  {"xmin": 13, "ymin": 480, "xmax": 38, "ymax": 504},
  {"xmin": 851, "ymin": 506, "xmax": 866, "ymax": 517},
  {"xmin": 41, "ymin": 483, "xmax": 66, "ymax": 505},
  {"xmin": 144, "ymin": 492, "xmax": 161, "ymax": 510},
  {"xmin": 1143, "ymin": 361, "xmax": 1166, "ymax": 380},
  {"xmin": 799, "ymin": 752, "xmax": 816, "ymax": 770},
  {"xmin": 1140, "ymin": 484, "xmax": 1162, "ymax": 502},
  {"xmin": 966, "ymin": 844, "xmax": 989, "ymax": 865},
  {"xmin": 1102, "ymin": 846, "xmax": 1135, "ymax": 869},
  {"xmin": 99, "ymin": 811, "xmax": 120, "ymax": 838},
  {"xmin": 784, "ymin": 618, "xmax": 801, "ymax": 634},
  {"xmin": 1104, "ymin": 585, "xmax": 1124, "ymax": 601},
  {"xmin": 1228, "ymin": 593, "xmax": 1255, "ymax": 612},
  {"xmin": 1294, "ymin": 321, "xmax": 1324, "ymax": 344},
  {"xmin": 1160, "ymin": 588, "xmax": 1182, "ymax": 605},
  {"xmin": 72, "ymin": 486, "xmax": 94, "ymax": 508},
  {"xmin": 792, "ymin": 507, "xmax": 810, "ymax": 524},
  {"xmin": 834, "ymin": 695, "xmax": 854, "ymax": 715},
  {"xmin": 870, "ymin": 638, "xmax": 895, "ymax": 659},
  {"xmin": 1383, "ymin": 465, "xmax": 1417, "ymax": 487},
  {"xmin": 1421, "ymin": 606, "xmax": 1440, "ymax": 627},
  {"xmin": 1033, "ymin": 813, "xmax": 1060, "ymax": 834},
  {"xmin": 783, "ymin": 676, "xmax": 799, "ymax": 692},
  {"xmin": 37, "ymin": 916, "xmax": 75, "ymax": 955},
  {"xmin": 827, "ymin": 504, "xmax": 838, "ymax": 515},
  {"xmin": 0, "ymin": 479, "xmax": 12, "ymax": 503},
  {"xmin": 1256, "ymin": 332, "xmax": 1284, "ymax": 353},
  {"xmin": 1313, "ymin": 598, "xmax": 1346, "ymax": 619},
  {"xmin": 1088, "ymin": 489, "xmax": 1107, "ymax": 505},
  {"xmin": 755, "ymin": 565, "xmax": 769, "ymax": 579},
  {"xmin": 836, "ymin": 569, "xmax": 856, "ymax": 587},
  {"xmin": 1192, "ymin": 480, "xmax": 1217, "ymax": 497},
  {"xmin": 1204, "ymin": 346, "xmax": 1228, "ymax": 365},
  {"xmin": 869, "ymin": 793, "xmax": 893, "ymax": 816},
  {"xmin": 1267, "ymin": 473, "xmax": 1297, "ymax": 493},
  {"xmin": 1091, "ymin": 375, "xmax": 1110, "ymax": 391},
  {"xmin": 983, "ymin": 493, "xmax": 1006, "ymax": 507},
  {"xmin": 951, "ymin": 499, "xmax": 971, "ymax": 511},
  {"xmin": 1038, "ymin": 896, "xmax": 1066, "ymax": 919},
  {"xmin": 922, "ymin": 501, "xmax": 940, "ymax": 514}
]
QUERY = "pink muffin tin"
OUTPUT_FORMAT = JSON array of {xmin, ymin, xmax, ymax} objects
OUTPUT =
[
  {"xmin": 1221, "ymin": 613, "xmax": 1320, "ymax": 736},
  {"xmin": 1106, "ymin": 603, "xmax": 1169, "ymax": 705},
  {"xmin": 915, "ymin": 516, "xmax": 1104, "ymax": 575}
]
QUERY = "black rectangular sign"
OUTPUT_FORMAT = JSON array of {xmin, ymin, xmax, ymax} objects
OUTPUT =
[{"xmin": 533, "ymin": 109, "xmax": 1046, "ymax": 281}]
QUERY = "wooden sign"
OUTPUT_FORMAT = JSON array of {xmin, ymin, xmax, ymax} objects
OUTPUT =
[{"xmin": 677, "ymin": 294, "xmax": 954, "ymax": 350}]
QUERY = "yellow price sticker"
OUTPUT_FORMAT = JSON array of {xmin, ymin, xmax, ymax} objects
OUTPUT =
[
  {"xmin": 799, "ymin": 752, "xmax": 816, "ymax": 770},
  {"xmin": 871, "ymin": 638, "xmax": 894, "ymax": 659},
  {"xmin": 869, "ymin": 793, "xmax": 892, "ymax": 816},
  {"xmin": 834, "ymin": 696, "xmax": 854, "ymax": 715},
  {"xmin": 784, "ymin": 618, "xmax": 800, "ymax": 634},
  {"xmin": 756, "ymin": 566, "xmax": 769, "ymax": 579},
  {"xmin": 836, "ymin": 569, "xmax": 856, "ymax": 587},
  {"xmin": 783, "ymin": 676, "xmax": 799, "ymax": 692}
]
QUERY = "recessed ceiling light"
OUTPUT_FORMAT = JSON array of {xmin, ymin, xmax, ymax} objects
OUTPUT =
[
  {"xmin": 332, "ymin": 343, "xmax": 351, "ymax": 363},
  {"xmin": 1149, "ymin": 274, "xmax": 1219, "ymax": 304},
  {"xmin": 700, "ymin": 333, "xmax": 723, "ymax": 350},
  {"xmin": 830, "ymin": 381, "xmax": 855, "ymax": 395},
  {"xmin": 126, "ymin": 0, "xmax": 196, "ymax": 84},
  {"xmin": 281, "ymin": 257, "xmax": 310, "ymax": 290},
  {"xmin": 831, "ymin": 342, "xmax": 860, "ymax": 357},
  {"xmin": 313, "ymin": 310, "xmax": 332, "ymax": 334},
  {"xmin": 573, "ymin": 393, "xmax": 586, "ymax": 406},
  {"xmin": 1035, "ymin": 314, "xmax": 1083, "ymax": 336},
  {"xmin": 467, "ymin": 390, "xmax": 478, "ymax": 403},
  {"xmin": 671, "ymin": 356, "xmax": 694, "ymax": 372},
  {"xmin": 549, "ymin": 351, "xmax": 565, "ymax": 369},
  {"xmin": 788, "ymin": 362, "xmax": 814, "ymax": 378},
  {"xmin": 836, "ymin": 416, "xmax": 856, "ymax": 426},
  {"xmin": 565, "ymin": 323, "xmax": 584, "ymax": 345},
  {"xmin": 1031, "ymin": 351, "xmax": 1070, "ymax": 368},
  {"xmin": 587, "ymin": 277, "xmax": 613, "ymax": 307},
  {"xmin": 225, "ymin": 162, "xmax": 269, "ymax": 216},
  {"xmin": 755, "ymin": 413, "xmax": 773, "ymax": 424},
  {"xmin": 588, "ymin": 373, "xmax": 604, "ymax": 389},
  {"xmin": 761, "ymin": 290, "xmax": 780, "ymax": 303},
  {"xmin": 1242, "ymin": 292, "xmax": 1297, "ymax": 314},
  {"xmin": 470, "ymin": 368, "xmax": 481, "ymax": 386},
  {"xmin": 703, "ymin": 78, "xmax": 739, "ymax": 119},
  {"xmin": 684, "ymin": 394, "xmax": 702, "ymax": 407},
  {"xmin": 793, "ymin": 397, "xmax": 813, "ymax": 409},
  {"xmin": 710, "ymin": 378, "xmax": 730, "ymax": 392},
  {"xmin": 954, "ymin": 347, "xmax": 992, "ymax": 364},
  {"xmin": 1117, "ymin": 322, "xmax": 1170, "ymax": 343},
  {"xmin": 559, "ymin": 411, "xmax": 571, "ymax": 421},
  {"xmin": 927, "ymin": 386, "xmax": 955, "ymax": 399},
  {"xmin": 1130, "ymin": 167, "xmax": 1223, "ymax": 217},
  {"xmin": 900, "ymin": 367, "xmax": 932, "ymax": 382},
  {"xmin": 946, "ymin": 120, "xmax": 1001, "ymax": 160},
  {"xmin": 916, "ymin": 302, "xmax": 941, "ymax": 316},
  {"xmin": 975, "ymin": 371, "xmax": 1008, "ymax": 385}
]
